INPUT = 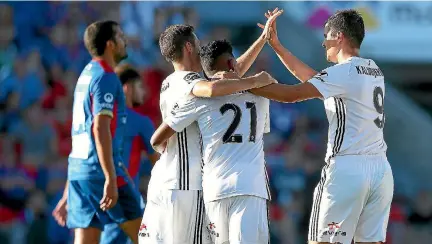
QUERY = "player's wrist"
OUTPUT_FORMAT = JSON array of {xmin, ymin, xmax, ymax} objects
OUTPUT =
[
  {"xmin": 269, "ymin": 39, "xmax": 281, "ymax": 49},
  {"xmin": 104, "ymin": 173, "xmax": 117, "ymax": 183},
  {"xmin": 259, "ymin": 33, "xmax": 267, "ymax": 42}
]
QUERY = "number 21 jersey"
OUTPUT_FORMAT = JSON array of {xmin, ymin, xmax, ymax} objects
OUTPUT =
[
  {"xmin": 308, "ymin": 57, "xmax": 387, "ymax": 163},
  {"xmin": 166, "ymin": 92, "xmax": 271, "ymax": 203}
]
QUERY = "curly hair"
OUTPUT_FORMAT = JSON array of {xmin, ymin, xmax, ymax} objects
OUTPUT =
[{"xmin": 199, "ymin": 39, "xmax": 233, "ymax": 76}]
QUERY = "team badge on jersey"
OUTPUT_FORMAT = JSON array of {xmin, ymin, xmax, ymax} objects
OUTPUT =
[{"xmin": 184, "ymin": 72, "xmax": 201, "ymax": 83}]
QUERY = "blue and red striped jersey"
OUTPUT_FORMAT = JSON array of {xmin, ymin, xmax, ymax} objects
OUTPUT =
[
  {"xmin": 121, "ymin": 108, "xmax": 155, "ymax": 186},
  {"xmin": 68, "ymin": 59, "xmax": 128, "ymax": 181}
]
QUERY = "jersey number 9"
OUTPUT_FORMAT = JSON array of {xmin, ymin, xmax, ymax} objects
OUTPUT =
[{"xmin": 373, "ymin": 86, "xmax": 385, "ymax": 129}]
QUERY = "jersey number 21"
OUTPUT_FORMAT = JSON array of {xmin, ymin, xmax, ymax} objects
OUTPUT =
[{"xmin": 220, "ymin": 102, "xmax": 257, "ymax": 144}]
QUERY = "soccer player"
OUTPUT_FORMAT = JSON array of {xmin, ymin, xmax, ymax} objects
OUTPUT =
[
  {"xmin": 246, "ymin": 9, "xmax": 393, "ymax": 244},
  {"xmin": 139, "ymin": 17, "xmax": 280, "ymax": 244},
  {"xmin": 52, "ymin": 21, "xmax": 142, "ymax": 244},
  {"xmin": 100, "ymin": 64, "xmax": 160, "ymax": 244},
  {"xmin": 151, "ymin": 39, "xmax": 273, "ymax": 244}
]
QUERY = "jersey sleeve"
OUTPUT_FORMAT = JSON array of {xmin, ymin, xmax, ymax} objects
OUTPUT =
[
  {"xmin": 307, "ymin": 63, "xmax": 350, "ymax": 99},
  {"xmin": 91, "ymin": 74, "xmax": 118, "ymax": 118},
  {"xmin": 181, "ymin": 72, "xmax": 204, "ymax": 97},
  {"xmin": 165, "ymin": 97, "xmax": 206, "ymax": 132},
  {"xmin": 263, "ymin": 99, "xmax": 271, "ymax": 133},
  {"xmin": 139, "ymin": 115, "xmax": 156, "ymax": 154}
]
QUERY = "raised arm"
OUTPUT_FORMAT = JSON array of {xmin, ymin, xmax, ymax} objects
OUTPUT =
[
  {"xmin": 258, "ymin": 8, "xmax": 318, "ymax": 83},
  {"xmin": 236, "ymin": 8, "xmax": 283, "ymax": 77},
  {"xmin": 271, "ymin": 43, "xmax": 318, "ymax": 83}
]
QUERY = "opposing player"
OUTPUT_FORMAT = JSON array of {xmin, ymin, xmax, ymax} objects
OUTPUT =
[
  {"xmin": 151, "ymin": 39, "xmax": 274, "ymax": 244},
  {"xmin": 100, "ymin": 64, "xmax": 160, "ymax": 244},
  {"xmin": 244, "ymin": 9, "xmax": 393, "ymax": 244},
  {"xmin": 52, "ymin": 21, "xmax": 142, "ymax": 244},
  {"xmin": 139, "ymin": 21, "xmax": 279, "ymax": 243}
]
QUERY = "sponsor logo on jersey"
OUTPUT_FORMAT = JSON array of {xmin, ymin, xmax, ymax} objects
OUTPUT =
[
  {"xmin": 161, "ymin": 82, "xmax": 170, "ymax": 93},
  {"xmin": 171, "ymin": 103, "xmax": 179, "ymax": 116},
  {"xmin": 184, "ymin": 72, "xmax": 201, "ymax": 83},
  {"xmin": 138, "ymin": 223, "xmax": 150, "ymax": 238},
  {"xmin": 100, "ymin": 103, "xmax": 114, "ymax": 109},
  {"xmin": 207, "ymin": 222, "xmax": 220, "ymax": 237},
  {"xmin": 320, "ymin": 222, "xmax": 347, "ymax": 237},
  {"xmin": 104, "ymin": 93, "xmax": 114, "ymax": 103}
]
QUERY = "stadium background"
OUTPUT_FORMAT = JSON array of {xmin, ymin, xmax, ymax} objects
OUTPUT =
[{"xmin": 0, "ymin": 1, "xmax": 431, "ymax": 243}]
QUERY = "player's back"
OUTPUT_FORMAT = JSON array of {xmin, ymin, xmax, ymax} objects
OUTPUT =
[
  {"xmin": 149, "ymin": 71, "xmax": 204, "ymax": 191},
  {"xmin": 68, "ymin": 59, "xmax": 127, "ymax": 180},
  {"xmin": 197, "ymin": 92, "xmax": 271, "ymax": 203},
  {"xmin": 310, "ymin": 57, "xmax": 387, "ymax": 162}
]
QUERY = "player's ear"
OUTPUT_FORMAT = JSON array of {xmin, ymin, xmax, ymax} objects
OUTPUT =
[
  {"xmin": 122, "ymin": 84, "xmax": 129, "ymax": 94},
  {"xmin": 106, "ymin": 39, "xmax": 116, "ymax": 51},
  {"xmin": 185, "ymin": 42, "xmax": 194, "ymax": 53},
  {"xmin": 336, "ymin": 32, "xmax": 344, "ymax": 44}
]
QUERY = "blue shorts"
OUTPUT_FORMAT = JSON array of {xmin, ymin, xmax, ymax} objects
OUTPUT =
[
  {"xmin": 100, "ymin": 195, "xmax": 145, "ymax": 244},
  {"xmin": 67, "ymin": 179, "xmax": 143, "ymax": 230}
]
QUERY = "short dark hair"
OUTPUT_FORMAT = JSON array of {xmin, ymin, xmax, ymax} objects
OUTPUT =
[
  {"xmin": 325, "ymin": 9, "xmax": 365, "ymax": 48},
  {"xmin": 115, "ymin": 64, "xmax": 141, "ymax": 85},
  {"xmin": 159, "ymin": 24, "xmax": 196, "ymax": 62},
  {"xmin": 84, "ymin": 20, "xmax": 119, "ymax": 57},
  {"xmin": 199, "ymin": 40, "xmax": 233, "ymax": 75}
]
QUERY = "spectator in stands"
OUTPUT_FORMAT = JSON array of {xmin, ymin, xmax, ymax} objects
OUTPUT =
[
  {"xmin": 405, "ymin": 190, "xmax": 432, "ymax": 242},
  {"xmin": 6, "ymin": 102, "xmax": 57, "ymax": 170},
  {"xmin": 0, "ymin": 151, "xmax": 35, "ymax": 244}
]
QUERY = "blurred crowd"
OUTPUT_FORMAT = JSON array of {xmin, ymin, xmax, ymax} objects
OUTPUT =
[{"xmin": 0, "ymin": 2, "xmax": 430, "ymax": 244}]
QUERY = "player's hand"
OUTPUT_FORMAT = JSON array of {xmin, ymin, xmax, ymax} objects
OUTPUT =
[
  {"xmin": 100, "ymin": 179, "xmax": 119, "ymax": 211},
  {"xmin": 254, "ymin": 71, "xmax": 278, "ymax": 88},
  {"xmin": 212, "ymin": 71, "xmax": 240, "ymax": 80},
  {"xmin": 257, "ymin": 8, "xmax": 283, "ymax": 46},
  {"xmin": 52, "ymin": 196, "xmax": 67, "ymax": 227}
]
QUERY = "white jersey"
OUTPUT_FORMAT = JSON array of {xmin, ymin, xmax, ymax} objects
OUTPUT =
[
  {"xmin": 149, "ymin": 71, "xmax": 204, "ymax": 190},
  {"xmin": 308, "ymin": 57, "xmax": 387, "ymax": 163},
  {"xmin": 166, "ymin": 92, "xmax": 271, "ymax": 203}
]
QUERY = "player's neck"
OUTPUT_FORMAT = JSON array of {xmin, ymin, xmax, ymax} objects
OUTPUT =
[
  {"xmin": 172, "ymin": 61, "xmax": 199, "ymax": 73},
  {"xmin": 126, "ymin": 97, "xmax": 133, "ymax": 108},
  {"xmin": 94, "ymin": 54, "xmax": 117, "ymax": 70},
  {"xmin": 336, "ymin": 48, "xmax": 360, "ymax": 64}
]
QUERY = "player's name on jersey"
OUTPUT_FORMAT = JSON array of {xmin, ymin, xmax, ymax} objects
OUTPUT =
[{"xmin": 355, "ymin": 65, "xmax": 383, "ymax": 78}]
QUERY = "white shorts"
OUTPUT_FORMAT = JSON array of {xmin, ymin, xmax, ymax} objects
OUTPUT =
[
  {"xmin": 205, "ymin": 195, "xmax": 269, "ymax": 244},
  {"xmin": 139, "ymin": 189, "xmax": 211, "ymax": 244},
  {"xmin": 308, "ymin": 154, "xmax": 394, "ymax": 244}
]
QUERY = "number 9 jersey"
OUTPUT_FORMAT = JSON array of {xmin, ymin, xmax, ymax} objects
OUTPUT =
[
  {"xmin": 68, "ymin": 59, "xmax": 127, "ymax": 181},
  {"xmin": 307, "ymin": 57, "xmax": 387, "ymax": 163},
  {"xmin": 165, "ymin": 92, "xmax": 271, "ymax": 203}
]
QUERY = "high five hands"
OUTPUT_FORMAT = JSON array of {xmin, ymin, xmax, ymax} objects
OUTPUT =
[{"xmin": 258, "ymin": 8, "xmax": 283, "ymax": 46}]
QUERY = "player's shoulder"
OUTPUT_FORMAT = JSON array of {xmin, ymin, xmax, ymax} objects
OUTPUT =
[
  {"xmin": 321, "ymin": 61, "xmax": 353, "ymax": 78},
  {"xmin": 164, "ymin": 71, "xmax": 203, "ymax": 85}
]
